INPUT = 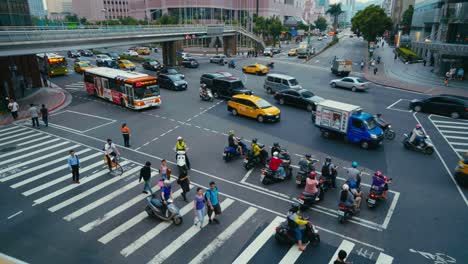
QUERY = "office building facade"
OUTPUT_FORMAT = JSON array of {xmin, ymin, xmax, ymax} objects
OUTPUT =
[{"xmin": 72, "ymin": 0, "xmax": 130, "ymax": 21}]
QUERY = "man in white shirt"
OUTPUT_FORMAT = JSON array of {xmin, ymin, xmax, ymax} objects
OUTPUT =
[
  {"xmin": 104, "ymin": 139, "xmax": 120, "ymax": 172},
  {"xmin": 7, "ymin": 99, "xmax": 19, "ymax": 120},
  {"xmin": 28, "ymin": 104, "xmax": 39, "ymax": 127}
]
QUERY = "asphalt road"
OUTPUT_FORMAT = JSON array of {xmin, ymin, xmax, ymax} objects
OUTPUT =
[{"xmin": 0, "ymin": 36, "xmax": 467, "ymax": 264}]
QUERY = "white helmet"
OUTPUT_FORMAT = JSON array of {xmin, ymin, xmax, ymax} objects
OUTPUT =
[
  {"xmin": 164, "ymin": 180, "xmax": 171, "ymax": 186},
  {"xmin": 342, "ymin": 184, "xmax": 349, "ymax": 191},
  {"xmin": 273, "ymin": 151, "xmax": 279, "ymax": 157},
  {"xmin": 177, "ymin": 136, "xmax": 183, "ymax": 141}
]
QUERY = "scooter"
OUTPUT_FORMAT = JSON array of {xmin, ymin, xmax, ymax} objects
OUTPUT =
[
  {"xmin": 244, "ymin": 144, "xmax": 267, "ymax": 170},
  {"xmin": 374, "ymin": 114, "xmax": 395, "ymax": 140},
  {"xmin": 267, "ymin": 62, "xmax": 275, "ymax": 68},
  {"xmin": 403, "ymin": 133, "xmax": 434, "ymax": 155},
  {"xmin": 260, "ymin": 167, "xmax": 288, "ymax": 185},
  {"xmin": 366, "ymin": 188, "xmax": 385, "ymax": 208},
  {"xmin": 228, "ymin": 61, "xmax": 236, "ymax": 69},
  {"xmin": 295, "ymin": 159, "xmax": 318, "ymax": 187},
  {"xmin": 337, "ymin": 204, "xmax": 356, "ymax": 224},
  {"xmin": 223, "ymin": 139, "xmax": 247, "ymax": 162},
  {"xmin": 275, "ymin": 218, "xmax": 320, "ymax": 246},
  {"xmin": 199, "ymin": 87, "xmax": 214, "ymax": 102},
  {"xmin": 297, "ymin": 180, "xmax": 325, "ymax": 209},
  {"xmin": 176, "ymin": 150, "xmax": 188, "ymax": 176},
  {"xmin": 145, "ymin": 196, "xmax": 183, "ymax": 225}
]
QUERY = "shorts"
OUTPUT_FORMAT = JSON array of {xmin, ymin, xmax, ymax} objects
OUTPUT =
[
  {"xmin": 384, "ymin": 183, "xmax": 389, "ymax": 191},
  {"xmin": 208, "ymin": 203, "xmax": 222, "ymax": 215}
]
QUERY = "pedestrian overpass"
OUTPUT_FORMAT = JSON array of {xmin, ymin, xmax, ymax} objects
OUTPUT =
[{"xmin": 0, "ymin": 24, "xmax": 264, "ymax": 65}]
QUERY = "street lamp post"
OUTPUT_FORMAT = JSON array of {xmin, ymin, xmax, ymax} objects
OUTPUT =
[{"xmin": 101, "ymin": 9, "xmax": 108, "ymax": 28}]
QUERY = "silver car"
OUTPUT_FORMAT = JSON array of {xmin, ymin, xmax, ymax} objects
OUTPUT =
[
  {"xmin": 210, "ymin": 55, "xmax": 226, "ymax": 64},
  {"xmin": 330, "ymin": 77, "xmax": 370, "ymax": 92}
]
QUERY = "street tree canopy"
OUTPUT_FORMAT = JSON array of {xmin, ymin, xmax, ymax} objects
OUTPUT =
[
  {"xmin": 351, "ymin": 5, "xmax": 392, "ymax": 42},
  {"xmin": 326, "ymin": 3, "xmax": 343, "ymax": 33},
  {"xmin": 314, "ymin": 17, "xmax": 328, "ymax": 32},
  {"xmin": 254, "ymin": 15, "xmax": 287, "ymax": 46},
  {"xmin": 401, "ymin": 5, "xmax": 414, "ymax": 34}
]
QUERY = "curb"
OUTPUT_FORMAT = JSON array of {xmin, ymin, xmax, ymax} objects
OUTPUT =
[{"xmin": 0, "ymin": 85, "xmax": 68, "ymax": 126}]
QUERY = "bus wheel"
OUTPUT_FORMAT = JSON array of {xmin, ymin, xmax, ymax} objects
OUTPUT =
[{"xmin": 120, "ymin": 98, "xmax": 126, "ymax": 108}]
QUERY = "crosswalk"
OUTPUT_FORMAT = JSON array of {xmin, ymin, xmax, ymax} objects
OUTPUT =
[
  {"xmin": 64, "ymin": 81, "xmax": 85, "ymax": 91},
  {"xmin": 0, "ymin": 125, "xmax": 394, "ymax": 264},
  {"xmin": 430, "ymin": 115, "xmax": 468, "ymax": 158}
]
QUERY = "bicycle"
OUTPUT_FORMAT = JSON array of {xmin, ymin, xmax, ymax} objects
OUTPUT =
[{"xmin": 104, "ymin": 154, "xmax": 123, "ymax": 176}]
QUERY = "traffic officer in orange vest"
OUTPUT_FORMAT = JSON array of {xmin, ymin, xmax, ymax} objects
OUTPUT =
[{"xmin": 121, "ymin": 123, "xmax": 131, "ymax": 147}]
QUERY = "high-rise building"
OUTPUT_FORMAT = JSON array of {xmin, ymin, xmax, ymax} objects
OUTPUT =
[
  {"xmin": 72, "ymin": 0, "xmax": 130, "ymax": 21},
  {"xmin": 45, "ymin": 0, "xmax": 71, "ymax": 13},
  {"xmin": 0, "ymin": 0, "xmax": 42, "ymax": 102},
  {"xmin": 28, "ymin": 0, "xmax": 47, "ymax": 18},
  {"xmin": 410, "ymin": 0, "xmax": 467, "ymax": 77}
]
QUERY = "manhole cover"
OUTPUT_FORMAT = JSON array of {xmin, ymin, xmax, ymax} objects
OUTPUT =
[{"xmin": 0, "ymin": 146, "xmax": 17, "ymax": 152}]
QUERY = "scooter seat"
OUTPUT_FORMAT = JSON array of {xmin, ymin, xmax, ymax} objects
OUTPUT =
[{"xmin": 302, "ymin": 192, "xmax": 317, "ymax": 198}]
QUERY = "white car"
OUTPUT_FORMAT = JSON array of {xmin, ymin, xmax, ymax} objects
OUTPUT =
[
  {"xmin": 263, "ymin": 48, "xmax": 272, "ymax": 56},
  {"xmin": 209, "ymin": 54, "xmax": 226, "ymax": 64},
  {"xmin": 96, "ymin": 54, "xmax": 111, "ymax": 63},
  {"xmin": 330, "ymin": 77, "xmax": 370, "ymax": 92},
  {"xmin": 123, "ymin": 50, "xmax": 139, "ymax": 57},
  {"xmin": 318, "ymin": 37, "xmax": 323, "ymax": 41},
  {"xmin": 181, "ymin": 53, "xmax": 192, "ymax": 60}
]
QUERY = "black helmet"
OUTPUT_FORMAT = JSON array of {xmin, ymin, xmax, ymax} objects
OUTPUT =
[
  {"xmin": 273, "ymin": 142, "xmax": 280, "ymax": 147},
  {"xmin": 305, "ymin": 154, "xmax": 311, "ymax": 158},
  {"xmin": 325, "ymin": 156, "xmax": 331, "ymax": 163},
  {"xmin": 290, "ymin": 203, "xmax": 300, "ymax": 213},
  {"xmin": 252, "ymin": 138, "xmax": 258, "ymax": 143}
]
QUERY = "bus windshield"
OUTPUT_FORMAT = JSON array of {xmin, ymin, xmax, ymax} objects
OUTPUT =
[
  {"xmin": 49, "ymin": 59, "xmax": 67, "ymax": 69},
  {"xmin": 134, "ymin": 85, "xmax": 160, "ymax": 99}
]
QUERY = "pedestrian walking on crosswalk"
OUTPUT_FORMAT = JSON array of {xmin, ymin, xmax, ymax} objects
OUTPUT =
[
  {"xmin": 121, "ymin": 123, "xmax": 131, "ymax": 147},
  {"xmin": 40, "ymin": 104, "xmax": 48, "ymax": 127},
  {"xmin": 139, "ymin": 161, "xmax": 153, "ymax": 194},
  {"xmin": 7, "ymin": 98, "xmax": 19, "ymax": 120},
  {"xmin": 28, "ymin": 104, "xmax": 40, "ymax": 128},
  {"xmin": 193, "ymin": 187, "xmax": 206, "ymax": 228},
  {"xmin": 206, "ymin": 181, "xmax": 221, "ymax": 224},
  {"xmin": 67, "ymin": 150, "xmax": 80, "ymax": 184},
  {"xmin": 333, "ymin": 250, "xmax": 350, "ymax": 263}
]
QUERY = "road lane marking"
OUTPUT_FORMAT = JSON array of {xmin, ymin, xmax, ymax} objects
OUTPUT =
[
  {"xmin": 119, "ymin": 188, "xmax": 187, "ymax": 257},
  {"xmin": 16, "ymin": 135, "xmax": 51, "ymax": 146},
  {"xmin": 0, "ymin": 141, "xmax": 70, "ymax": 166},
  {"xmin": 232, "ymin": 216, "xmax": 284, "ymax": 264},
  {"xmin": 278, "ymin": 242, "xmax": 309, "ymax": 264},
  {"xmin": 0, "ymin": 127, "xmax": 27, "ymax": 137},
  {"xmin": 0, "ymin": 138, "xmax": 61, "ymax": 159},
  {"xmin": 148, "ymin": 199, "xmax": 235, "ymax": 264},
  {"xmin": 375, "ymin": 252, "xmax": 394, "ymax": 264},
  {"xmin": 98, "ymin": 212, "xmax": 146, "ymax": 244},
  {"xmin": 189, "ymin": 206, "xmax": 257, "ymax": 264},
  {"xmin": 0, "ymin": 126, "xmax": 21, "ymax": 132},
  {"xmin": 381, "ymin": 192, "xmax": 400, "ymax": 229},
  {"xmin": 82, "ymin": 120, "xmax": 116, "ymax": 133},
  {"xmin": 7, "ymin": 210, "xmax": 23, "ymax": 219},
  {"xmin": 429, "ymin": 115, "xmax": 463, "ymax": 159},
  {"xmin": 432, "ymin": 120, "xmax": 468, "ymax": 125},
  {"xmin": 0, "ymin": 253, "xmax": 28, "ymax": 264},
  {"xmin": 9, "ymin": 150, "xmax": 96, "ymax": 186},
  {"xmin": 51, "ymin": 167, "xmax": 144, "ymax": 213},
  {"xmin": 416, "ymin": 113, "xmax": 468, "ymax": 207},
  {"xmin": 439, "ymin": 130, "xmax": 468, "ymax": 135},
  {"xmin": 0, "ymin": 133, "xmax": 40, "ymax": 147},
  {"xmin": 328, "ymin": 240, "xmax": 355, "ymax": 264},
  {"xmin": 0, "ymin": 130, "xmax": 36, "ymax": 142},
  {"xmin": 435, "ymin": 125, "xmax": 468, "ymax": 130},
  {"xmin": 64, "ymin": 110, "xmax": 116, "ymax": 121}
]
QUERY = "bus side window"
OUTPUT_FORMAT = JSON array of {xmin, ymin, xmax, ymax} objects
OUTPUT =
[
  {"xmin": 102, "ymin": 79, "xmax": 109, "ymax": 90},
  {"xmin": 109, "ymin": 79, "xmax": 121, "ymax": 92},
  {"xmin": 84, "ymin": 72, "xmax": 93, "ymax": 83}
]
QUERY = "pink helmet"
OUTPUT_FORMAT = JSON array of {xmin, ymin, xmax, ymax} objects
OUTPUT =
[
  {"xmin": 309, "ymin": 171, "xmax": 317, "ymax": 179},
  {"xmin": 374, "ymin": 170, "xmax": 383, "ymax": 177},
  {"xmin": 416, "ymin": 124, "xmax": 422, "ymax": 129}
]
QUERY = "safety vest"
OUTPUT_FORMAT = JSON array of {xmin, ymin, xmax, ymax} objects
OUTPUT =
[
  {"xmin": 121, "ymin": 126, "xmax": 130, "ymax": 135},
  {"xmin": 176, "ymin": 141, "xmax": 186, "ymax": 150}
]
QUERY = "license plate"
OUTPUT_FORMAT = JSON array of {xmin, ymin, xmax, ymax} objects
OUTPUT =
[
  {"xmin": 368, "ymin": 199, "xmax": 376, "ymax": 204},
  {"xmin": 243, "ymin": 159, "xmax": 248, "ymax": 164},
  {"xmin": 297, "ymin": 199, "xmax": 304, "ymax": 205},
  {"xmin": 222, "ymin": 153, "xmax": 226, "ymax": 156},
  {"xmin": 337, "ymin": 210, "xmax": 345, "ymax": 216},
  {"xmin": 296, "ymin": 180, "xmax": 302, "ymax": 184}
]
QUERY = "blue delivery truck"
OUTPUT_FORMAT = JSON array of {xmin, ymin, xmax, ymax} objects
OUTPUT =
[{"xmin": 315, "ymin": 100, "xmax": 384, "ymax": 149}]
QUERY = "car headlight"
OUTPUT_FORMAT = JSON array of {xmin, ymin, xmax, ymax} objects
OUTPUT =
[{"xmin": 371, "ymin": 134, "xmax": 377, "ymax": 139}]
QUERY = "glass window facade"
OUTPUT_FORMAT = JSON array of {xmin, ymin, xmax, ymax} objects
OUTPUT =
[{"xmin": 0, "ymin": 0, "xmax": 32, "ymax": 26}]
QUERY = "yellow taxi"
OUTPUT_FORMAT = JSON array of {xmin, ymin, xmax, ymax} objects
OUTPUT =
[
  {"xmin": 288, "ymin": 48, "xmax": 297, "ymax": 56},
  {"xmin": 117, "ymin": 60, "xmax": 136, "ymax": 70},
  {"xmin": 73, "ymin": 61, "xmax": 93, "ymax": 73},
  {"xmin": 137, "ymin": 47, "xmax": 151, "ymax": 55},
  {"xmin": 242, "ymin": 63, "xmax": 269, "ymax": 75},
  {"xmin": 455, "ymin": 154, "xmax": 468, "ymax": 186},
  {"xmin": 227, "ymin": 94, "xmax": 280, "ymax": 123}
]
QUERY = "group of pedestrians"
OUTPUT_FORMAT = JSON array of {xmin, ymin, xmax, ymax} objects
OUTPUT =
[
  {"xmin": 246, "ymin": 50, "xmax": 258, "ymax": 57},
  {"xmin": 6, "ymin": 98, "xmax": 49, "ymax": 127}
]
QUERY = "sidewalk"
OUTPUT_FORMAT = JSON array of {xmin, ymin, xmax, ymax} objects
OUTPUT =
[
  {"xmin": 364, "ymin": 43, "xmax": 468, "ymax": 96},
  {"xmin": 182, "ymin": 47, "xmax": 253, "ymax": 56},
  {"xmin": 0, "ymin": 84, "xmax": 69, "ymax": 126}
]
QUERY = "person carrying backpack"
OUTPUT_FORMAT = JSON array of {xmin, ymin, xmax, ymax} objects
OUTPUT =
[{"xmin": 321, "ymin": 157, "xmax": 337, "ymax": 188}]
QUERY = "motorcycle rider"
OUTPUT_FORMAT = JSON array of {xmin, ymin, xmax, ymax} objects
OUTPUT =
[
  {"xmin": 360, "ymin": 60, "xmax": 364, "ymax": 70},
  {"xmin": 298, "ymin": 154, "xmax": 314, "ymax": 173},
  {"xmin": 200, "ymin": 83, "xmax": 209, "ymax": 98},
  {"xmin": 271, "ymin": 142, "xmax": 281, "ymax": 157},
  {"xmin": 305, "ymin": 172, "xmax": 320, "ymax": 201},
  {"xmin": 409, "ymin": 124, "xmax": 426, "ymax": 147},
  {"xmin": 372, "ymin": 171, "xmax": 391, "ymax": 199},
  {"xmin": 228, "ymin": 59, "xmax": 235, "ymax": 68},
  {"xmin": 104, "ymin": 139, "xmax": 120, "ymax": 173},
  {"xmin": 175, "ymin": 136, "xmax": 190, "ymax": 170},
  {"xmin": 279, "ymin": 149, "xmax": 291, "ymax": 161},
  {"xmin": 160, "ymin": 180, "xmax": 173, "ymax": 217},
  {"xmin": 321, "ymin": 157, "xmax": 337, "ymax": 188},
  {"xmin": 287, "ymin": 203, "xmax": 309, "ymax": 251},
  {"xmin": 228, "ymin": 130, "xmax": 244, "ymax": 155},
  {"xmin": 251, "ymin": 138, "xmax": 268, "ymax": 166},
  {"xmin": 346, "ymin": 161, "xmax": 362, "ymax": 196},
  {"xmin": 340, "ymin": 183, "xmax": 361, "ymax": 211},
  {"xmin": 269, "ymin": 152, "xmax": 286, "ymax": 179}
]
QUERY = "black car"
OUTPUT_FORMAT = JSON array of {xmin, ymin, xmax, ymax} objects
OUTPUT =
[
  {"xmin": 102, "ymin": 60, "xmax": 118, "ymax": 69},
  {"xmin": 78, "ymin": 49, "xmax": 93, "ymax": 57},
  {"xmin": 107, "ymin": 52, "xmax": 120, "ymax": 60},
  {"xmin": 158, "ymin": 68, "xmax": 184, "ymax": 79},
  {"xmin": 200, "ymin": 73, "xmax": 225, "ymax": 85},
  {"xmin": 67, "ymin": 50, "xmax": 80, "ymax": 58},
  {"xmin": 274, "ymin": 88, "xmax": 325, "ymax": 112},
  {"xmin": 409, "ymin": 95, "xmax": 468, "ymax": 119},
  {"xmin": 209, "ymin": 77, "xmax": 252, "ymax": 99},
  {"xmin": 142, "ymin": 60, "xmax": 164, "ymax": 71},
  {"xmin": 182, "ymin": 58, "xmax": 199, "ymax": 68},
  {"xmin": 158, "ymin": 74, "xmax": 188, "ymax": 91}
]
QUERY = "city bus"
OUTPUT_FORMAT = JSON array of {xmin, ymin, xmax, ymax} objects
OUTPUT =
[
  {"xmin": 36, "ymin": 53, "xmax": 68, "ymax": 77},
  {"xmin": 84, "ymin": 67, "xmax": 161, "ymax": 110}
]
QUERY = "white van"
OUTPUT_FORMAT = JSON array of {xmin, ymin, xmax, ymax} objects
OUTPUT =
[{"xmin": 264, "ymin": 73, "xmax": 302, "ymax": 94}]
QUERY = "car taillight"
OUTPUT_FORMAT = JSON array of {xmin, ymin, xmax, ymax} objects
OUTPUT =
[
  {"xmin": 361, "ymin": 84, "xmax": 365, "ymax": 87},
  {"xmin": 299, "ymin": 194, "xmax": 305, "ymax": 199},
  {"xmin": 339, "ymin": 205, "xmax": 346, "ymax": 210},
  {"xmin": 275, "ymin": 227, "xmax": 279, "ymax": 231},
  {"xmin": 370, "ymin": 193, "xmax": 376, "ymax": 198},
  {"xmin": 465, "ymin": 107, "xmax": 468, "ymax": 111}
]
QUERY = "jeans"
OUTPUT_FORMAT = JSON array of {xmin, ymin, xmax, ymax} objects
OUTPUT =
[
  {"xmin": 71, "ymin": 165, "xmax": 80, "ymax": 181},
  {"xmin": 42, "ymin": 116, "xmax": 48, "ymax": 127},
  {"xmin": 194, "ymin": 207, "xmax": 206, "ymax": 227},
  {"xmin": 123, "ymin": 134, "xmax": 130, "ymax": 147},
  {"xmin": 143, "ymin": 180, "xmax": 153, "ymax": 194},
  {"xmin": 31, "ymin": 117, "xmax": 39, "ymax": 127},
  {"xmin": 295, "ymin": 226, "xmax": 303, "ymax": 241},
  {"xmin": 11, "ymin": 111, "xmax": 18, "ymax": 119},
  {"xmin": 277, "ymin": 166, "xmax": 286, "ymax": 179}
]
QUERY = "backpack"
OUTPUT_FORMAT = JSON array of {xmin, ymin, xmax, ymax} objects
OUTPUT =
[{"xmin": 321, "ymin": 163, "xmax": 330, "ymax": 177}]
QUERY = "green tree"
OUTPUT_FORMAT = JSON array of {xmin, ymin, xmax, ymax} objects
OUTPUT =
[
  {"xmin": 314, "ymin": 17, "xmax": 328, "ymax": 32},
  {"xmin": 351, "ymin": 5, "xmax": 392, "ymax": 42},
  {"xmin": 253, "ymin": 15, "xmax": 268, "ymax": 37},
  {"xmin": 157, "ymin": 15, "xmax": 178, "ymax": 25},
  {"xmin": 79, "ymin": 17, "xmax": 87, "ymax": 25},
  {"xmin": 267, "ymin": 16, "xmax": 287, "ymax": 47},
  {"xmin": 326, "ymin": 3, "xmax": 343, "ymax": 33},
  {"xmin": 65, "ymin": 14, "xmax": 79, "ymax": 23},
  {"xmin": 401, "ymin": 5, "xmax": 414, "ymax": 34},
  {"xmin": 119, "ymin": 16, "xmax": 138, "ymax": 25}
]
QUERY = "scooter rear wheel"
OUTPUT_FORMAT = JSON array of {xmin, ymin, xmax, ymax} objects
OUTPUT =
[
  {"xmin": 173, "ymin": 216, "xmax": 183, "ymax": 225},
  {"xmin": 338, "ymin": 215, "xmax": 345, "ymax": 224}
]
